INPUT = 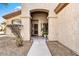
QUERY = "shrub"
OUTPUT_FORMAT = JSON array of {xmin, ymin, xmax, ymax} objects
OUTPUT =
[{"xmin": 8, "ymin": 24, "xmax": 23, "ymax": 47}]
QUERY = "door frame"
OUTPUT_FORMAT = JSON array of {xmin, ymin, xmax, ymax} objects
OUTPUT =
[{"xmin": 31, "ymin": 20, "xmax": 38, "ymax": 36}]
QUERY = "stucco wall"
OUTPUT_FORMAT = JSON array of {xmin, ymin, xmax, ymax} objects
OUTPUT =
[
  {"xmin": 48, "ymin": 16, "xmax": 57, "ymax": 41},
  {"xmin": 6, "ymin": 15, "xmax": 21, "ymax": 25},
  {"xmin": 21, "ymin": 3, "xmax": 57, "ymax": 41},
  {"xmin": 21, "ymin": 17, "xmax": 31, "ymax": 41},
  {"xmin": 56, "ymin": 3, "xmax": 79, "ymax": 54},
  {"xmin": 22, "ymin": 3, "xmax": 57, "ymax": 17}
]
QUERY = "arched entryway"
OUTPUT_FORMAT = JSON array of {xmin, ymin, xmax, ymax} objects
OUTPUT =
[{"xmin": 30, "ymin": 9, "xmax": 49, "ymax": 37}]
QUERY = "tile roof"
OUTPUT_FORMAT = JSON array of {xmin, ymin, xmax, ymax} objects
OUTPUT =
[{"xmin": 3, "ymin": 10, "xmax": 21, "ymax": 19}]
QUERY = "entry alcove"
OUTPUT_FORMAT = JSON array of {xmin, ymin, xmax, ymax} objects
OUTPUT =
[{"xmin": 30, "ymin": 9, "xmax": 49, "ymax": 37}]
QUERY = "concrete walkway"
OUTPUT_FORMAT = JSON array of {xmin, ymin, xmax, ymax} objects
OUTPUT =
[{"xmin": 27, "ymin": 37, "xmax": 51, "ymax": 56}]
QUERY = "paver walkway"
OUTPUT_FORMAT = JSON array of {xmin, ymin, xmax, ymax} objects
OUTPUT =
[{"xmin": 27, "ymin": 37, "xmax": 51, "ymax": 56}]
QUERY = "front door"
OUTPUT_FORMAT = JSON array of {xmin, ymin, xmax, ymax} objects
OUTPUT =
[{"xmin": 32, "ymin": 21, "xmax": 38, "ymax": 36}]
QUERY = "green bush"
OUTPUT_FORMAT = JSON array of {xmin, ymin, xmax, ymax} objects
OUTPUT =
[
  {"xmin": 43, "ymin": 32, "xmax": 48, "ymax": 35},
  {"xmin": 16, "ymin": 37, "xmax": 23, "ymax": 47},
  {"xmin": 42, "ymin": 32, "xmax": 48, "ymax": 38}
]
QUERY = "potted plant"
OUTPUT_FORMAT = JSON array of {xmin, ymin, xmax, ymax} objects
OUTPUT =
[
  {"xmin": 41, "ymin": 27, "xmax": 48, "ymax": 38},
  {"xmin": 43, "ymin": 32, "xmax": 48, "ymax": 38}
]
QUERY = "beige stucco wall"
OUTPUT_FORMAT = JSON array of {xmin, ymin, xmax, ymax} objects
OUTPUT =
[
  {"xmin": 21, "ymin": 3, "xmax": 57, "ymax": 41},
  {"xmin": 48, "ymin": 16, "xmax": 57, "ymax": 41},
  {"xmin": 56, "ymin": 3, "xmax": 79, "ymax": 54},
  {"xmin": 21, "ymin": 17, "xmax": 31, "ymax": 41},
  {"xmin": 22, "ymin": 3, "xmax": 57, "ymax": 17},
  {"xmin": 6, "ymin": 15, "xmax": 21, "ymax": 25}
]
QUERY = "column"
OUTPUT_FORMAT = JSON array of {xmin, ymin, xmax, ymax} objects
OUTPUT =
[
  {"xmin": 48, "ymin": 11, "xmax": 57, "ymax": 41},
  {"xmin": 21, "ymin": 4, "xmax": 31, "ymax": 41},
  {"xmin": 21, "ymin": 16, "xmax": 31, "ymax": 41},
  {"xmin": 38, "ymin": 20, "xmax": 42, "ymax": 36}
]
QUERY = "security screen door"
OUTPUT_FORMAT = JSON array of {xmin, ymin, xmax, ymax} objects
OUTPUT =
[{"xmin": 32, "ymin": 23, "xmax": 38, "ymax": 36}]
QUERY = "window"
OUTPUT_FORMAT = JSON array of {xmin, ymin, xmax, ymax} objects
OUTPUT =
[
  {"xmin": 12, "ymin": 19, "xmax": 21, "ymax": 25},
  {"xmin": 43, "ymin": 23, "xmax": 48, "ymax": 32}
]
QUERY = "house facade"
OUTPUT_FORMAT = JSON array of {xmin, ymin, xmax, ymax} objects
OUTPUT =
[{"xmin": 3, "ymin": 3, "xmax": 79, "ymax": 55}]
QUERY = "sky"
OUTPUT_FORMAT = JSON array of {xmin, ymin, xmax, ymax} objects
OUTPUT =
[{"xmin": 0, "ymin": 3, "xmax": 21, "ymax": 24}]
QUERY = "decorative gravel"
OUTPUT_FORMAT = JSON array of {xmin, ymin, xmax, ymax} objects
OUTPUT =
[
  {"xmin": 0, "ymin": 36, "xmax": 32, "ymax": 56},
  {"xmin": 47, "ymin": 41, "xmax": 78, "ymax": 56}
]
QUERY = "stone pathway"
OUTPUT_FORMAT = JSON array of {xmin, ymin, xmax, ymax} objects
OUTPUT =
[{"xmin": 27, "ymin": 37, "xmax": 51, "ymax": 56}]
